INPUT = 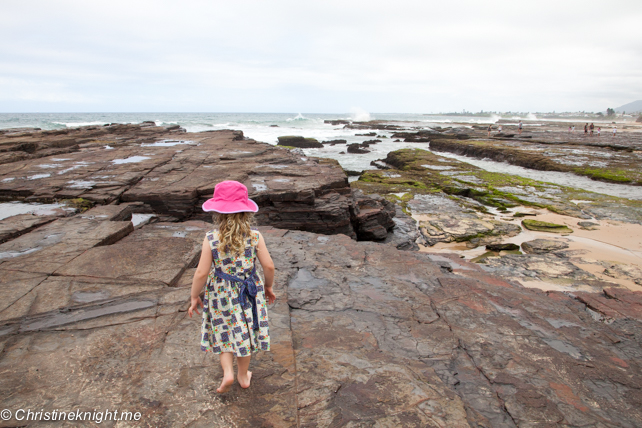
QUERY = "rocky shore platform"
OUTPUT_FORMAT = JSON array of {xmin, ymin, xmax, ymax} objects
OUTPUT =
[
  {"xmin": 1, "ymin": 123, "xmax": 642, "ymax": 427},
  {"xmin": 0, "ymin": 204, "xmax": 641, "ymax": 427},
  {"xmin": 354, "ymin": 147, "xmax": 642, "ymax": 292},
  {"xmin": 388, "ymin": 121, "xmax": 642, "ymax": 186},
  {"xmin": 0, "ymin": 124, "xmax": 395, "ymax": 241}
]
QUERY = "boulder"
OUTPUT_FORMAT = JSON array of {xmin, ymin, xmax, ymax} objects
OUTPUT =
[
  {"xmin": 322, "ymin": 139, "xmax": 347, "ymax": 145},
  {"xmin": 486, "ymin": 242, "xmax": 520, "ymax": 251},
  {"xmin": 277, "ymin": 136, "xmax": 323, "ymax": 148},
  {"xmin": 578, "ymin": 221, "xmax": 599, "ymax": 230},
  {"xmin": 350, "ymin": 190, "xmax": 395, "ymax": 241},
  {"xmin": 521, "ymin": 239, "xmax": 570, "ymax": 254},
  {"xmin": 522, "ymin": 219, "xmax": 573, "ymax": 234},
  {"xmin": 347, "ymin": 143, "xmax": 370, "ymax": 154},
  {"xmin": 383, "ymin": 206, "xmax": 420, "ymax": 250},
  {"xmin": 419, "ymin": 217, "xmax": 521, "ymax": 247}
]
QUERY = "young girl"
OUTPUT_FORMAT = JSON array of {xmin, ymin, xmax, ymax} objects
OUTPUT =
[{"xmin": 188, "ymin": 180, "xmax": 276, "ymax": 393}]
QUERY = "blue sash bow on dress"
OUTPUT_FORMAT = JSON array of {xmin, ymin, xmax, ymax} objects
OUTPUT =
[{"xmin": 214, "ymin": 266, "xmax": 260, "ymax": 331}]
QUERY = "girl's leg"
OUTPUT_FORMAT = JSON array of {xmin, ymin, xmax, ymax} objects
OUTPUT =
[
  {"xmin": 237, "ymin": 355, "xmax": 252, "ymax": 389},
  {"xmin": 217, "ymin": 352, "xmax": 235, "ymax": 393}
]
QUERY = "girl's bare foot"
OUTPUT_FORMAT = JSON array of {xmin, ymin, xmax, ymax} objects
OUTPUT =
[
  {"xmin": 216, "ymin": 374, "xmax": 235, "ymax": 393},
  {"xmin": 238, "ymin": 371, "xmax": 252, "ymax": 389}
]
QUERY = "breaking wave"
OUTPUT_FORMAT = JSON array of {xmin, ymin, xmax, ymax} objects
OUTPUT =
[
  {"xmin": 286, "ymin": 113, "xmax": 307, "ymax": 122},
  {"xmin": 350, "ymin": 107, "xmax": 371, "ymax": 122}
]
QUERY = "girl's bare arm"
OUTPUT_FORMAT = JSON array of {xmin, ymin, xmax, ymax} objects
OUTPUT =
[
  {"xmin": 256, "ymin": 232, "xmax": 276, "ymax": 304},
  {"xmin": 256, "ymin": 232, "xmax": 275, "ymax": 288},
  {"xmin": 188, "ymin": 236, "xmax": 213, "ymax": 317}
]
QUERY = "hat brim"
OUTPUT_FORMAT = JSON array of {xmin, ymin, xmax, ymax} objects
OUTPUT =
[{"xmin": 202, "ymin": 198, "xmax": 259, "ymax": 214}]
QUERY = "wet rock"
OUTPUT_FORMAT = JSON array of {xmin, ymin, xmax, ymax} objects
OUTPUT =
[
  {"xmin": 407, "ymin": 193, "xmax": 471, "ymax": 216},
  {"xmin": 391, "ymin": 130, "xmax": 469, "ymax": 142},
  {"xmin": 0, "ymin": 213, "xmax": 59, "ymax": 244},
  {"xmin": 481, "ymin": 253, "xmax": 605, "ymax": 286},
  {"xmin": 602, "ymin": 263, "xmax": 642, "ymax": 286},
  {"xmin": 419, "ymin": 217, "xmax": 521, "ymax": 248},
  {"xmin": 522, "ymin": 239, "xmax": 570, "ymax": 254},
  {"xmin": 486, "ymin": 242, "xmax": 520, "ymax": 251},
  {"xmin": 343, "ymin": 169, "xmax": 361, "ymax": 177},
  {"xmin": 345, "ymin": 122, "xmax": 403, "ymax": 131},
  {"xmin": 513, "ymin": 212, "xmax": 537, "ymax": 217},
  {"xmin": 522, "ymin": 219, "xmax": 573, "ymax": 233},
  {"xmin": 277, "ymin": 136, "xmax": 323, "ymax": 148},
  {"xmin": 0, "ymin": 205, "xmax": 135, "ymax": 275},
  {"xmin": 56, "ymin": 221, "xmax": 205, "ymax": 286},
  {"xmin": 575, "ymin": 287, "xmax": 642, "ymax": 322},
  {"xmin": 350, "ymin": 190, "xmax": 396, "ymax": 241},
  {"xmin": 578, "ymin": 220, "xmax": 600, "ymax": 230},
  {"xmin": 382, "ymin": 206, "xmax": 420, "ymax": 250},
  {"xmin": 256, "ymin": 190, "xmax": 356, "ymax": 238},
  {"xmin": 322, "ymin": 139, "xmax": 346, "ymax": 145},
  {"xmin": 347, "ymin": 143, "xmax": 370, "ymax": 154},
  {"xmin": 428, "ymin": 132, "xmax": 642, "ymax": 186}
]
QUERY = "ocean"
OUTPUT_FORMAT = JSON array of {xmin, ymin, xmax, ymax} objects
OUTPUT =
[
  {"xmin": 0, "ymin": 112, "xmax": 501, "ymax": 173},
  {"xmin": 1, "ymin": 112, "xmax": 640, "ymax": 200}
]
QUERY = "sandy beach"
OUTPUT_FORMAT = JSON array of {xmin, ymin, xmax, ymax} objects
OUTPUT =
[{"xmin": 418, "ymin": 209, "xmax": 642, "ymax": 292}]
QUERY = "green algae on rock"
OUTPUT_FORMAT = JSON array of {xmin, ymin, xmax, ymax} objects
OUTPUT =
[
  {"xmin": 428, "ymin": 138, "xmax": 642, "ymax": 186},
  {"xmin": 353, "ymin": 148, "xmax": 642, "ymax": 225},
  {"xmin": 521, "ymin": 219, "xmax": 573, "ymax": 233},
  {"xmin": 63, "ymin": 198, "xmax": 94, "ymax": 212}
]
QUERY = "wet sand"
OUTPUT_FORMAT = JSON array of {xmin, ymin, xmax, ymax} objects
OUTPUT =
[{"xmin": 417, "ymin": 209, "xmax": 642, "ymax": 293}]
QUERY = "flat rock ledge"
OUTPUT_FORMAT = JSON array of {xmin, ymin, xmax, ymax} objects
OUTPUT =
[
  {"xmin": 0, "ymin": 203, "xmax": 641, "ymax": 427},
  {"xmin": 0, "ymin": 124, "xmax": 394, "ymax": 240}
]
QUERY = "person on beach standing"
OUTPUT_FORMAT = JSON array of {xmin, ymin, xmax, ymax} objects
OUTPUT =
[
  {"xmin": 572, "ymin": 125, "xmax": 575, "ymax": 133},
  {"xmin": 590, "ymin": 123, "xmax": 594, "ymax": 136},
  {"xmin": 613, "ymin": 126, "xmax": 617, "ymax": 137},
  {"xmin": 498, "ymin": 124, "xmax": 503, "ymax": 134},
  {"xmin": 487, "ymin": 124, "xmax": 492, "ymax": 137},
  {"xmin": 584, "ymin": 123, "xmax": 588, "ymax": 135},
  {"xmin": 189, "ymin": 180, "xmax": 277, "ymax": 393},
  {"xmin": 518, "ymin": 120, "xmax": 523, "ymax": 135},
  {"xmin": 597, "ymin": 127, "xmax": 601, "ymax": 137},
  {"xmin": 568, "ymin": 126, "xmax": 572, "ymax": 133}
]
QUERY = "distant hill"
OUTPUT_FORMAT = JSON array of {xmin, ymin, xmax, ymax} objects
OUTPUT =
[{"xmin": 614, "ymin": 100, "xmax": 642, "ymax": 113}]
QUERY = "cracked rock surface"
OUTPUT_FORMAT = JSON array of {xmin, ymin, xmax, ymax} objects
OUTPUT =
[
  {"xmin": 0, "ymin": 124, "xmax": 394, "ymax": 239},
  {"xmin": 1, "ymin": 202, "xmax": 641, "ymax": 427}
]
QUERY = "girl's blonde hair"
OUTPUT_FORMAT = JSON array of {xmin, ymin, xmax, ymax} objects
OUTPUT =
[{"xmin": 214, "ymin": 212, "xmax": 253, "ymax": 256}]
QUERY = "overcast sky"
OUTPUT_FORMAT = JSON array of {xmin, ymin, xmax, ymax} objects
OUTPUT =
[{"xmin": 1, "ymin": 0, "xmax": 640, "ymax": 113}]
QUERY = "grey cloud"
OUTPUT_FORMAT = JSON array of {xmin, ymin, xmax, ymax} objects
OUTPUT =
[{"xmin": 1, "ymin": 0, "xmax": 641, "ymax": 112}]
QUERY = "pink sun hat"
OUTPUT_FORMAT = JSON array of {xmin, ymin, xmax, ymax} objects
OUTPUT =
[{"xmin": 202, "ymin": 181, "xmax": 259, "ymax": 213}]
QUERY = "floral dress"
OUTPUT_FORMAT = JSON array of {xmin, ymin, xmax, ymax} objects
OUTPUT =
[{"xmin": 200, "ymin": 229, "xmax": 270, "ymax": 356}]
